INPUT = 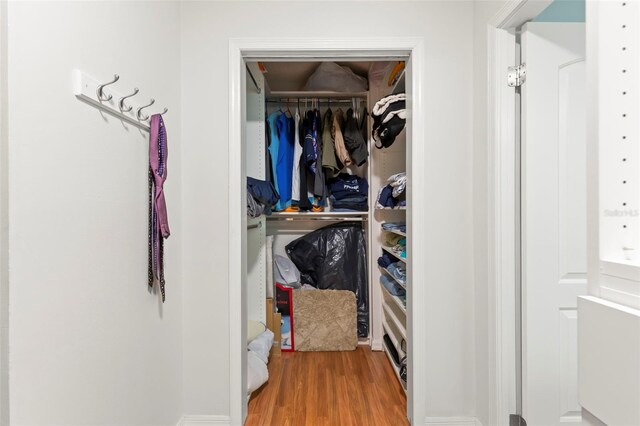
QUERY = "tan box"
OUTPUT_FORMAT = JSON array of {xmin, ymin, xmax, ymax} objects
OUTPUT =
[
  {"xmin": 266, "ymin": 298, "xmax": 274, "ymax": 330},
  {"xmin": 266, "ymin": 298, "xmax": 281, "ymax": 357},
  {"xmin": 271, "ymin": 312, "xmax": 282, "ymax": 357}
]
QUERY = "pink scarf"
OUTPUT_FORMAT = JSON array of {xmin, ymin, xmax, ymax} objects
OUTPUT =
[{"xmin": 149, "ymin": 114, "xmax": 170, "ymax": 301}]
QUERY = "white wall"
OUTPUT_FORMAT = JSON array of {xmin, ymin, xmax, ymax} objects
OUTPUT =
[
  {"xmin": 472, "ymin": 2, "xmax": 511, "ymax": 426},
  {"xmin": 7, "ymin": 2, "xmax": 183, "ymax": 424},
  {"xmin": 180, "ymin": 1, "xmax": 476, "ymax": 420}
]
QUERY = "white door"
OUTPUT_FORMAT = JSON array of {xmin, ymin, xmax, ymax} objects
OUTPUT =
[{"xmin": 521, "ymin": 22, "xmax": 587, "ymax": 426}]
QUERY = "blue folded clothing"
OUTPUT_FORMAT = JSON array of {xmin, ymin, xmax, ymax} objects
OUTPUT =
[
  {"xmin": 377, "ymin": 251, "xmax": 396, "ymax": 268},
  {"xmin": 329, "ymin": 174, "xmax": 369, "ymax": 200},
  {"xmin": 377, "ymin": 185, "xmax": 395, "ymax": 208},
  {"xmin": 330, "ymin": 194, "xmax": 368, "ymax": 211},
  {"xmin": 382, "ymin": 222, "xmax": 406, "ymax": 232},
  {"xmin": 380, "ymin": 274, "xmax": 406, "ymax": 297},
  {"xmin": 386, "ymin": 262, "xmax": 406, "ymax": 284},
  {"xmin": 247, "ymin": 176, "xmax": 279, "ymax": 214}
]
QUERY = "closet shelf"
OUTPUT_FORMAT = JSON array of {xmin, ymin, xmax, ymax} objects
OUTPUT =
[
  {"xmin": 267, "ymin": 211, "xmax": 368, "ymax": 221},
  {"xmin": 382, "ymin": 246, "xmax": 406, "ymax": 264},
  {"xmin": 380, "ymin": 282, "xmax": 406, "ymax": 314},
  {"xmin": 267, "ymin": 90, "xmax": 368, "ymax": 99},
  {"xmin": 382, "ymin": 320, "xmax": 406, "ymax": 358},
  {"xmin": 382, "ymin": 302, "xmax": 406, "ymax": 340},
  {"xmin": 382, "ymin": 227, "xmax": 406, "ymax": 237},
  {"xmin": 379, "ymin": 266, "xmax": 406, "ymax": 289},
  {"xmin": 382, "ymin": 338, "xmax": 407, "ymax": 394}
]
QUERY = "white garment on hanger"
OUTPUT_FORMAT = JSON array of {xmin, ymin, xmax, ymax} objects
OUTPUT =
[{"xmin": 291, "ymin": 107, "xmax": 303, "ymax": 201}]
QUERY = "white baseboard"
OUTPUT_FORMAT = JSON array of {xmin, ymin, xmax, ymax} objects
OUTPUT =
[
  {"xmin": 424, "ymin": 417, "xmax": 481, "ymax": 426},
  {"xmin": 177, "ymin": 415, "xmax": 231, "ymax": 426},
  {"xmin": 371, "ymin": 338, "xmax": 383, "ymax": 351},
  {"xmin": 179, "ymin": 414, "xmax": 479, "ymax": 425}
]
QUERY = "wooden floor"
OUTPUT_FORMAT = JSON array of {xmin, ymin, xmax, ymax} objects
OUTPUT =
[{"xmin": 246, "ymin": 347, "xmax": 408, "ymax": 426}]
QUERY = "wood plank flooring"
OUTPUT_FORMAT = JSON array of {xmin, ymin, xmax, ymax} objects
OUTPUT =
[{"xmin": 246, "ymin": 347, "xmax": 408, "ymax": 426}]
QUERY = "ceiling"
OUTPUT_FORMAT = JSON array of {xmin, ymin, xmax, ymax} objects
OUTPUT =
[{"xmin": 259, "ymin": 61, "xmax": 372, "ymax": 92}]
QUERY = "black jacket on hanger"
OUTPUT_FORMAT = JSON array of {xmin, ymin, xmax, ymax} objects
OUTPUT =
[{"xmin": 343, "ymin": 108, "xmax": 369, "ymax": 166}]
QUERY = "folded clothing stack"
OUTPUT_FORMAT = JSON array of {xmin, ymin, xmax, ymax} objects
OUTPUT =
[
  {"xmin": 392, "ymin": 238, "xmax": 406, "ymax": 259},
  {"xmin": 247, "ymin": 176, "xmax": 279, "ymax": 217},
  {"xmin": 376, "ymin": 172, "xmax": 406, "ymax": 209},
  {"xmin": 380, "ymin": 274, "xmax": 405, "ymax": 297},
  {"xmin": 382, "ymin": 222, "xmax": 406, "ymax": 233},
  {"xmin": 377, "ymin": 251, "xmax": 397, "ymax": 268},
  {"xmin": 386, "ymin": 262, "xmax": 406, "ymax": 285},
  {"xmin": 378, "ymin": 253, "xmax": 406, "ymax": 284},
  {"xmin": 328, "ymin": 173, "xmax": 369, "ymax": 211}
]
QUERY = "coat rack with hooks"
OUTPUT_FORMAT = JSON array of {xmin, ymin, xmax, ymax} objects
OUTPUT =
[{"xmin": 73, "ymin": 69, "xmax": 168, "ymax": 132}]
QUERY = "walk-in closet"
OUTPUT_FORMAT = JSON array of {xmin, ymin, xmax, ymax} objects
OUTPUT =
[{"xmin": 244, "ymin": 60, "xmax": 410, "ymax": 424}]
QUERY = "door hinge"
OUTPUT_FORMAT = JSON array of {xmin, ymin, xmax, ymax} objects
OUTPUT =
[
  {"xmin": 509, "ymin": 414, "xmax": 527, "ymax": 426},
  {"xmin": 508, "ymin": 63, "xmax": 527, "ymax": 87}
]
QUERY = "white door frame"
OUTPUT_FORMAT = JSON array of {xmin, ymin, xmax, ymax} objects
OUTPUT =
[
  {"xmin": 228, "ymin": 37, "xmax": 425, "ymax": 425},
  {"xmin": 485, "ymin": 1, "xmax": 553, "ymax": 425},
  {"xmin": 0, "ymin": 0, "xmax": 8, "ymax": 423}
]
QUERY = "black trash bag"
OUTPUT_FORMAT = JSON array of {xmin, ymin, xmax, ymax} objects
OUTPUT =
[{"xmin": 285, "ymin": 222, "xmax": 369, "ymax": 337}]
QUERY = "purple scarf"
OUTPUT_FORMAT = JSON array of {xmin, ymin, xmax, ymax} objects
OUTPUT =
[{"xmin": 149, "ymin": 114, "xmax": 170, "ymax": 301}]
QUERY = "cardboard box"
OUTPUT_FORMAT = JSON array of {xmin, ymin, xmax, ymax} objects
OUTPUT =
[
  {"xmin": 271, "ymin": 312, "xmax": 282, "ymax": 357},
  {"xmin": 266, "ymin": 298, "xmax": 281, "ymax": 357},
  {"xmin": 266, "ymin": 298, "xmax": 274, "ymax": 330}
]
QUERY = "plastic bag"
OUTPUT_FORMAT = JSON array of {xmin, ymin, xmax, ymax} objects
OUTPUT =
[
  {"xmin": 285, "ymin": 222, "xmax": 369, "ymax": 337},
  {"xmin": 247, "ymin": 350, "xmax": 269, "ymax": 394},
  {"xmin": 303, "ymin": 62, "xmax": 368, "ymax": 92},
  {"xmin": 273, "ymin": 254, "xmax": 301, "ymax": 288},
  {"xmin": 248, "ymin": 329, "xmax": 274, "ymax": 364}
]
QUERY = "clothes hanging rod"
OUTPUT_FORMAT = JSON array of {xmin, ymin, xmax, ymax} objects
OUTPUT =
[
  {"xmin": 265, "ymin": 98, "xmax": 363, "ymax": 104},
  {"xmin": 245, "ymin": 65, "xmax": 261, "ymax": 94}
]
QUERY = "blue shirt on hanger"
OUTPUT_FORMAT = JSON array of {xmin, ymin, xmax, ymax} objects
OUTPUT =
[
  {"xmin": 267, "ymin": 111, "xmax": 282, "ymax": 209},
  {"xmin": 276, "ymin": 112, "xmax": 295, "ymax": 209}
]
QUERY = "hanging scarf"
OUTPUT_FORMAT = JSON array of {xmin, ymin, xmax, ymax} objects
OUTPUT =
[{"xmin": 148, "ymin": 114, "xmax": 170, "ymax": 302}]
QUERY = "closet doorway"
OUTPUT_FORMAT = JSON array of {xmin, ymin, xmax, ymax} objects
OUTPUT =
[{"xmin": 228, "ymin": 38, "xmax": 426, "ymax": 425}]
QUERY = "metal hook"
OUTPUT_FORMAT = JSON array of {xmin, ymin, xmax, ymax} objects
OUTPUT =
[
  {"xmin": 160, "ymin": 107, "xmax": 168, "ymax": 116},
  {"xmin": 136, "ymin": 98, "xmax": 155, "ymax": 121},
  {"xmin": 118, "ymin": 87, "xmax": 139, "ymax": 113},
  {"xmin": 96, "ymin": 74, "xmax": 120, "ymax": 102}
]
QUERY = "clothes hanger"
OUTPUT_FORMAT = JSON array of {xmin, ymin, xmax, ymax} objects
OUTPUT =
[{"xmin": 286, "ymin": 98, "xmax": 292, "ymax": 117}]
